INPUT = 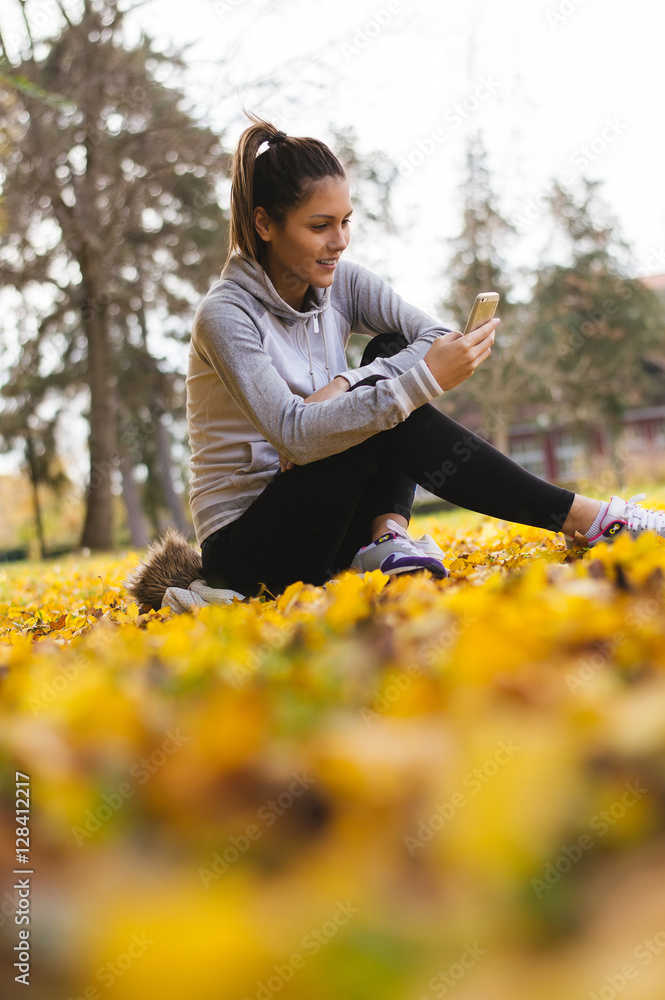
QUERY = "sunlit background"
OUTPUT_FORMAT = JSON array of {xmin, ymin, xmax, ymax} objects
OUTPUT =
[{"xmin": 2, "ymin": 3, "xmax": 665, "ymax": 998}]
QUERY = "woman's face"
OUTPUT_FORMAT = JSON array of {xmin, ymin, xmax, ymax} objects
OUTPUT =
[{"xmin": 254, "ymin": 177, "xmax": 353, "ymax": 311}]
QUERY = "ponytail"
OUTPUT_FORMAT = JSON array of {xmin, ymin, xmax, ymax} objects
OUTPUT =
[{"xmin": 225, "ymin": 107, "xmax": 346, "ymax": 269}]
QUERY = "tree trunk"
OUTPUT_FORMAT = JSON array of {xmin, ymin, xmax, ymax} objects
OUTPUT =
[
  {"xmin": 25, "ymin": 432, "xmax": 46, "ymax": 560},
  {"xmin": 606, "ymin": 424, "xmax": 626, "ymax": 491},
  {"xmin": 153, "ymin": 412, "xmax": 190, "ymax": 535},
  {"xmin": 119, "ymin": 451, "xmax": 150, "ymax": 548},
  {"xmin": 79, "ymin": 255, "xmax": 117, "ymax": 550},
  {"xmin": 491, "ymin": 413, "xmax": 511, "ymax": 456}
]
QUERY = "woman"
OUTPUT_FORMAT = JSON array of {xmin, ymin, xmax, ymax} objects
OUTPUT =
[{"xmin": 186, "ymin": 111, "xmax": 665, "ymax": 600}]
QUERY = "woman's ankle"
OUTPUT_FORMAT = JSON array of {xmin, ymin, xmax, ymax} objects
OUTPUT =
[
  {"xmin": 371, "ymin": 512, "xmax": 408, "ymax": 542},
  {"xmin": 561, "ymin": 495, "xmax": 603, "ymax": 537}
]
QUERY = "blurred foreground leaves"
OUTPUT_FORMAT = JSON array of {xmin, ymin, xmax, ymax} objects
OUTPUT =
[{"xmin": 1, "ymin": 513, "xmax": 665, "ymax": 999}]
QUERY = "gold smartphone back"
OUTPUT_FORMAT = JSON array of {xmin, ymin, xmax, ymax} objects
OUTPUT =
[{"xmin": 463, "ymin": 292, "xmax": 500, "ymax": 335}]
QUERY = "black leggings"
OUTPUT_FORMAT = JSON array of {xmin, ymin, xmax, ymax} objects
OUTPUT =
[{"xmin": 201, "ymin": 333, "xmax": 576, "ymax": 598}]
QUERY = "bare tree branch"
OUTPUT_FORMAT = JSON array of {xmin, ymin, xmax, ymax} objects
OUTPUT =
[
  {"xmin": 17, "ymin": 0, "xmax": 34, "ymax": 58},
  {"xmin": 53, "ymin": 0, "xmax": 74, "ymax": 29},
  {"xmin": 0, "ymin": 28, "xmax": 10, "ymax": 64}
]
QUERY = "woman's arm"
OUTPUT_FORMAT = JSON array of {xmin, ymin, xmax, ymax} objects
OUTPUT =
[
  {"xmin": 279, "ymin": 375, "xmax": 350, "ymax": 471},
  {"xmin": 332, "ymin": 259, "xmax": 454, "ymax": 388},
  {"xmin": 192, "ymin": 296, "xmax": 441, "ymax": 467}
]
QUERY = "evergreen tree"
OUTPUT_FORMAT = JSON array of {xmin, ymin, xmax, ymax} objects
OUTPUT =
[
  {"xmin": 327, "ymin": 123, "xmax": 401, "ymax": 369},
  {"xmin": 0, "ymin": 2, "xmax": 405, "ymax": 552},
  {"xmin": 0, "ymin": 0, "xmax": 229, "ymax": 549},
  {"xmin": 527, "ymin": 178, "xmax": 663, "ymax": 443},
  {"xmin": 438, "ymin": 133, "xmax": 532, "ymax": 453}
]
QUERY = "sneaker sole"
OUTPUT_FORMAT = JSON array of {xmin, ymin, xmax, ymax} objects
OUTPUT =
[{"xmin": 380, "ymin": 554, "xmax": 449, "ymax": 578}]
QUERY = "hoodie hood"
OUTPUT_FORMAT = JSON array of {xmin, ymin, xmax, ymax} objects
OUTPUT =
[
  {"xmin": 220, "ymin": 251, "xmax": 331, "ymax": 327},
  {"xmin": 219, "ymin": 252, "xmax": 335, "ymax": 392}
]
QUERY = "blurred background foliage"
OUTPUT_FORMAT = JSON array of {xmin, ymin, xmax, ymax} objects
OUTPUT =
[{"xmin": 0, "ymin": 0, "xmax": 664, "ymax": 560}]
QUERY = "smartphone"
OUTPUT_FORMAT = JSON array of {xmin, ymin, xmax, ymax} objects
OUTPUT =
[{"xmin": 462, "ymin": 292, "xmax": 500, "ymax": 335}]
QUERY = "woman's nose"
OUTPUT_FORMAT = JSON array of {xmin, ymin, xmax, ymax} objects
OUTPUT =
[{"xmin": 328, "ymin": 229, "xmax": 348, "ymax": 250}]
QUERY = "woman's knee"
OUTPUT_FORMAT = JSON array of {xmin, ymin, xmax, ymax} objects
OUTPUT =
[{"xmin": 360, "ymin": 331, "xmax": 408, "ymax": 366}]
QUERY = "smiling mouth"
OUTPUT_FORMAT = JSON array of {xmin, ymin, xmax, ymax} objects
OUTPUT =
[{"xmin": 317, "ymin": 258, "xmax": 339, "ymax": 266}]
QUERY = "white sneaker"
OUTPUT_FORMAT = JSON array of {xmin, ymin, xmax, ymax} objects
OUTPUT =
[
  {"xmin": 385, "ymin": 519, "xmax": 449, "ymax": 561},
  {"xmin": 350, "ymin": 518, "xmax": 449, "ymax": 578},
  {"xmin": 565, "ymin": 493, "xmax": 665, "ymax": 549}
]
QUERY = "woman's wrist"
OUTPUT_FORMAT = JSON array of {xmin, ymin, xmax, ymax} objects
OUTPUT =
[{"xmin": 303, "ymin": 376, "xmax": 350, "ymax": 404}]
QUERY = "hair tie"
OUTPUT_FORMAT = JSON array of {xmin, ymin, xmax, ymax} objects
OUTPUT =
[{"xmin": 255, "ymin": 131, "xmax": 288, "ymax": 158}]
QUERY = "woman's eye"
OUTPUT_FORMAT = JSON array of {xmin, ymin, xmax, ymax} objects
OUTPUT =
[{"xmin": 314, "ymin": 220, "xmax": 352, "ymax": 230}]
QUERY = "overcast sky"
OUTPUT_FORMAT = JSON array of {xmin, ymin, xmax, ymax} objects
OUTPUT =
[
  {"xmin": 116, "ymin": 0, "xmax": 665, "ymax": 312},
  {"xmin": 4, "ymin": 0, "xmax": 665, "ymax": 309}
]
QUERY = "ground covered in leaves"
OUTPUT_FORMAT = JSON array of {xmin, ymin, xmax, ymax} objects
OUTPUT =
[{"xmin": 1, "ymin": 507, "xmax": 665, "ymax": 1000}]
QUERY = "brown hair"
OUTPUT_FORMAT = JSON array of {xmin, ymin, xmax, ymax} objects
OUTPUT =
[{"xmin": 225, "ymin": 108, "xmax": 346, "ymax": 269}]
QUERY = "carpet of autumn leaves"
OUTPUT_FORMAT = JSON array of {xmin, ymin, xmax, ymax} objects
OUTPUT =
[{"xmin": 2, "ymin": 506, "xmax": 665, "ymax": 1000}]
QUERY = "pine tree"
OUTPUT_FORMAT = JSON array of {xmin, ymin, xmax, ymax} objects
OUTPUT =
[
  {"xmin": 438, "ymin": 133, "xmax": 532, "ymax": 453},
  {"xmin": 0, "ymin": 0, "xmax": 229, "ymax": 549},
  {"xmin": 1, "ymin": 2, "xmax": 408, "ymax": 551},
  {"xmin": 527, "ymin": 178, "xmax": 663, "ymax": 445}
]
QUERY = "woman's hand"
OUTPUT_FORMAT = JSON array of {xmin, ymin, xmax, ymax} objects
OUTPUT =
[
  {"xmin": 424, "ymin": 318, "xmax": 499, "ymax": 391},
  {"xmin": 279, "ymin": 375, "xmax": 351, "ymax": 471}
]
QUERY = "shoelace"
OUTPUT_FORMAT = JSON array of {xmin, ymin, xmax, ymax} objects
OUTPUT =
[
  {"xmin": 385, "ymin": 518, "xmax": 433, "ymax": 553},
  {"xmin": 384, "ymin": 518, "xmax": 448, "ymax": 561},
  {"xmin": 621, "ymin": 493, "xmax": 665, "ymax": 534}
]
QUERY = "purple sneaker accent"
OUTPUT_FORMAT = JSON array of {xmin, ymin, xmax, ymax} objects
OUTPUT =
[
  {"xmin": 351, "ymin": 531, "xmax": 449, "ymax": 578},
  {"xmin": 379, "ymin": 551, "xmax": 447, "ymax": 575}
]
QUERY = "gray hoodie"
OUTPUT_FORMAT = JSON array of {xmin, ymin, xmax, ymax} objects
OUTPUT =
[{"xmin": 186, "ymin": 252, "xmax": 453, "ymax": 545}]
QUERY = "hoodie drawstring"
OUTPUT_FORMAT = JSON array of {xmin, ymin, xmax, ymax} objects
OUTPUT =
[
  {"xmin": 223, "ymin": 254, "xmax": 334, "ymax": 393},
  {"xmin": 304, "ymin": 312, "xmax": 332, "ymax": 392}
]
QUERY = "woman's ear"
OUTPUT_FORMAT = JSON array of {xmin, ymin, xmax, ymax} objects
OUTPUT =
[{"xmin": 254, "ymin": 206, "xmax": 271, "ymax": 243}]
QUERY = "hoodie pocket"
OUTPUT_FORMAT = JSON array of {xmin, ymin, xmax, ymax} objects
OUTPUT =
[{"xmin": 231, "ymin": 439, "xmax": 280, "ymax": 488}]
